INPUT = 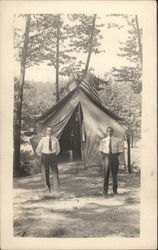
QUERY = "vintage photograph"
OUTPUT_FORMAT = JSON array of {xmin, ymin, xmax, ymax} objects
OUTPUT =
[{"xmin": 13, "ymin": 13, "xmax": 142, "ymax": 238}]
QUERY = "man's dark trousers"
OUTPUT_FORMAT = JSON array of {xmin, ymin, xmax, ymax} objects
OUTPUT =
[
  {"xmin": 102, "ymin": 153, "xmax": 119, "ymax": 194},
  {"xmin": 42, "ymin": 153, "xmax": 60, "ymax": 192}
]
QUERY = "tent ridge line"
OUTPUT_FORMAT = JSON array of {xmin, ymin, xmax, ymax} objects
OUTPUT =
[{"xmin": 79, "ymin": 86, "xmax": 123, "ymax": 121}]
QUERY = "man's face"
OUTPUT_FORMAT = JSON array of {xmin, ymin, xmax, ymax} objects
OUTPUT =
[
  {"xmin": 46, "ymin": 127, "xmax": 52, "ymax": 137},
  {"xmin": 106, "ymin": 127, "xmax": 113, "ymax": 137}
]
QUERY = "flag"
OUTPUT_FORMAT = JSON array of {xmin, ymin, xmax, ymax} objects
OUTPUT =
[{"xmin": 80, "ymin": 79, "xmax": 101, "ymax": 103}]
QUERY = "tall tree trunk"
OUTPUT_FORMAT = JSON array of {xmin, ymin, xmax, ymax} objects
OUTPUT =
[
  {"xmin": 135, "ymin": 15, "xmax": 143, "ymax": 68},
  {"xmin": 13, "ymin": 15, "xmax": 31, "ymax": 175},
  {"xmin": 83, "ymin": 14, "xmax": 97, "ymax": 78},
  {"xmin": 56, "ymin": 14, "xmax": 60, "ymax": 103}
]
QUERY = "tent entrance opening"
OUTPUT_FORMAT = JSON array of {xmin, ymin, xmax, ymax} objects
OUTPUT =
[{"xmin": 59, "ymin": 106, "xmax": 82, "ymax": 162}]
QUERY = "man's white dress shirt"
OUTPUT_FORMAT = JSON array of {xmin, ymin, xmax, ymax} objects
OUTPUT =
[
  {"xmin": 99, "ymin": 136, "xmax": 124, "ymax": 154},
  {"xmin": 36, "ymin": 135, "xmax": 60, "ymax": 156}
]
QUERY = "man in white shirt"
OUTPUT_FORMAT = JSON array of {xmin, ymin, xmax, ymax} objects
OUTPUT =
[
  {"xmin": 100, "ymin": 127, "xmax": 124, "ymax": 196},
  {"xmin": 36, "ymin": 126, "xmax": 60, "ymax": 193}
]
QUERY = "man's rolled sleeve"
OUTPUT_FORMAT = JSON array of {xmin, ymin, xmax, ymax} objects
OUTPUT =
[
  {"xmin": 118, "ymin": 138, "xmax": 124, "ymax": 153},
  {"xmin": 56, "ymin": 138, "xmax": 60, "ymax": 155},
  {"xmin": 99, "ymin": 139, "xmax": 104, "ymax": 153},
  {"xmin": 36, "ymin": 138, "xmax": 43, "ymax": 156}
]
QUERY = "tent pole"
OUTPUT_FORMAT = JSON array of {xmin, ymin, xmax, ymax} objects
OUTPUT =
[{"xmin": 78, "ymin": 104, "xmax": 85, "ymax": 164}]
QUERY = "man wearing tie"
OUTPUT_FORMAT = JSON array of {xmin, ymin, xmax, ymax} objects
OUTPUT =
[
  {"xmin": 36, "ymin": 126, "xmax": 60, "ymax": 193},
  {"xmin": 100, "ymin": 127, "xmax": 124, "ymax": 196}
]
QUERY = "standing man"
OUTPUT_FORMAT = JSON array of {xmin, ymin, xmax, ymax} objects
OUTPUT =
[
  {"xmin": 99, "ymin": 127, "xmax": 124, "ymax": 196},
  {"xmin": 36, "ymin": 126, "xmax": 60, "ymax": 193}
]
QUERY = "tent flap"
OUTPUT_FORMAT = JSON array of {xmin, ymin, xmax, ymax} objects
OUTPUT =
[{"xmin": 31, "ymin": 89, "xmax": 79, "ymax": 151}]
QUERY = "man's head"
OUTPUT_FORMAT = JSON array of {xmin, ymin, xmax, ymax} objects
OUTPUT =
[
  {"xmin": 46, "ymin": 126, "xmax": 53, "ymax": 137},
  {"xmin": 106, "ymin": 127, "xmax": 114, "ymax": 137}
]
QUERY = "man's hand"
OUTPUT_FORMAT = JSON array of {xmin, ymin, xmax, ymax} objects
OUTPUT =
[
  {"xmin": 101, "ymin": 151, "xmax": 105, "ymax": 156},
  {"xmin": 35, "ymin": 153, "xmax": 41, "ymax": 160}
]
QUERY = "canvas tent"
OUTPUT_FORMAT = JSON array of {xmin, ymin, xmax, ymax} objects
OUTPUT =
[{"xmin": 30, "ymin": 77, "xmax": 126, "ymax": 166}]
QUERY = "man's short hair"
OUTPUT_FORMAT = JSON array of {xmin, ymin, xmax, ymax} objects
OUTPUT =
[{"xmin": 106, "ymin": 126, "xmax": 114, "ymax": 133}]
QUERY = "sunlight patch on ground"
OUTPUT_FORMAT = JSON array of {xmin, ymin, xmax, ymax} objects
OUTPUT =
[
  {"xmin": 14, "ymin": 195, "xmax": 125, "ymax": 213},
  {"xmin": 13, "ymin": 162, "xmax": 140, "ymax": 237}
]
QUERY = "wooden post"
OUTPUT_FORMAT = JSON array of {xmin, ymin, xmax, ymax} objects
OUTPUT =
[
  {"xmin": 127, "ymin": 133, "xmax": 132, "ymax": 173},
  {"xmin": 131, "ymin": 133, "xmax": 134, "ymax": 148}
]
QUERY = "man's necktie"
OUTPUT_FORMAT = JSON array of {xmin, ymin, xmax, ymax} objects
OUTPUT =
[
  {"xmin": 49, "ymin": 137, "xmax": 52, "ymax": 151},
  {"xmin": 109, "ymin": 137, "xmax": 112, "ymax": 154}
]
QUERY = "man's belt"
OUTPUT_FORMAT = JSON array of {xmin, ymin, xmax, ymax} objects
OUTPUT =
[
  {"xmin": 109, "ymin": 153, "xmax": 119, "ymax": 157},
  {"xmin": 102, "ymin": 152, "xmax": 119, "ymax": 157},
  {"xmin": 41, "ymin": 153, "xmax": 57, "ymax": 161}
]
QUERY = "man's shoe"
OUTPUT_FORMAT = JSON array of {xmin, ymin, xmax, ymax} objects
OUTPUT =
[
  {"xmin": 44, "ymin": 187, "xmax": 51, "ymax": 195},
  {"xmin": 45, "ymin": 187, "xmax": 51, "ymax": 193},
  {"xmin": 113, "ymin": 192, "xmax": 118, "ymax": 196},
  {"xmin": 103, "ymin": 193, "xmax": 108, "ymax": 198}
]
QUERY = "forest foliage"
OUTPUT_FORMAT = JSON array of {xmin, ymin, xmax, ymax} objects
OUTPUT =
[{"xmin": 14, "ymin": 14, "xmax": 142, "ymax": 176}]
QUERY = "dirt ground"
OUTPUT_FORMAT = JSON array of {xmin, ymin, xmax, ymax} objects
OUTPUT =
[{"xmin": 13, "ymin": 161, "xmax": 140, "ymax": 238}]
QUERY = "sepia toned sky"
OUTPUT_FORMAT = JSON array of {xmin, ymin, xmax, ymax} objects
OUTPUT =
[{"xmin": 14, "ymin": 14, "xmax": 141, "ymax": 83}]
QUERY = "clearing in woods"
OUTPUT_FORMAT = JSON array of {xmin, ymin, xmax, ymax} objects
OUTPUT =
[{"xmin": 13, "ymin": 161, "xmax": 140, "ymax": 238}]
